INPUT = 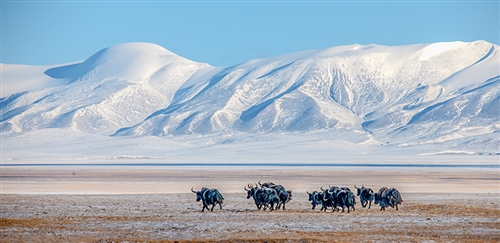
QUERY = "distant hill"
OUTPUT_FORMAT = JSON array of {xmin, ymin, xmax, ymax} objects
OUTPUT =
[{"xmin": 1, "ymin": 41, "xmax": 498, "ymax": 156}]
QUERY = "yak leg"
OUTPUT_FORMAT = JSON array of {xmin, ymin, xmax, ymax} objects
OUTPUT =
[
  {"xmin": 368, "ymin": 201, "xmax": 371, "ymax": 209},
  {"xmin": 210, "ymin": 204, "xmax": 215, "ymax": 212},
  {"xmin": 396, "ymin": 203, "xmax": 399, "ymax": 211},
  {"xmin": 219, "ymin": 202, "xmax": 223, "ymax": 210}
]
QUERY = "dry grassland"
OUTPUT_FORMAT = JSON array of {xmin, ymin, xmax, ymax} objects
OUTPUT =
[{"xmin": 2, "ymin": 193, "xmax": 499, "ymax": 242}]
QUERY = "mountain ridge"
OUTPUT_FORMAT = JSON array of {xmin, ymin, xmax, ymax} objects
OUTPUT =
[{"xmin": 1, "ymin": 40, "xmax": 498, "ymax": 153}]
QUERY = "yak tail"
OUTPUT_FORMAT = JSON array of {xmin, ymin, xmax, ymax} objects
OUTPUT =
[
  {"xmin": 395, "ymin": 191, "xmax": 402, "ymax": 203},
  {"xmin": 214, "ymin": 191, "xmax": 224, "ymax": 203}
]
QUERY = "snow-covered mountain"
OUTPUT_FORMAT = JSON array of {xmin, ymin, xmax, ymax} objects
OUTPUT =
[
  {"xmin": 1, "ymin": 41, "xmax": 499, "ymax": 159},
  {"xmin": 1, "ymin": 43, "xmax": 215, "ymax": 135}
]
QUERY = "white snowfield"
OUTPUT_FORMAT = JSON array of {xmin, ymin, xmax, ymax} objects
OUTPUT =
[{"xmin": 1, "ymin": 41, "xmax": 499, "ymax": 163}]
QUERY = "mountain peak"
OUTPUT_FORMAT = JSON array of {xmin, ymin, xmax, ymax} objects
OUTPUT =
[
  {"xmin": 69, "ymin": 42, "xmax": 193, "ymax": 82},
  {"xmin": 1, "ymin": 41, "xmax": 498, "ymax": 153}
]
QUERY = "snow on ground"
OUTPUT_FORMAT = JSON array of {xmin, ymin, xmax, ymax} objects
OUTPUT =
[{"xmin": 2, "ymin": 128, "xmax": 498, "ymax": 165}]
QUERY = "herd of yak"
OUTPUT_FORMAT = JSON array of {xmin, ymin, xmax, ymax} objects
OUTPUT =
[{"xmin": 191, "ymin": 181, "xmax": 403, "ymax": 212}]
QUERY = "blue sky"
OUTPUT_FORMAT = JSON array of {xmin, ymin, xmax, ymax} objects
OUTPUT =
[{"xmin": 2, "ymin": 1, "xmax": 499, "ymax": 67}]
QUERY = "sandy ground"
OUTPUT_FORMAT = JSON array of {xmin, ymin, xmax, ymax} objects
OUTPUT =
[
  {"xmin": 1, "ymin": 165, "xmax": 499, "ymax": 194},
  {"xmin": 1, "ymin": 166, "xmax": 499, "ymax": 242}
]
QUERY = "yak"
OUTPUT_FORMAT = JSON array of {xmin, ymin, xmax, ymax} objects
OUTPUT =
[
  {"xmin": 191, "ymin": 187, "xmax": 224, "ymax": 212},
  {"xmin": 354, "ymin": 185, "xmax": 374, "ymax": 209},
  {"xmin": 374, "ymin": 187, "xmax": 403, "ymax": 211}
]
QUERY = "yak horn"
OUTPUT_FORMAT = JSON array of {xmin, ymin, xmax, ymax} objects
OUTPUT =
[
  {"xmin": 320, "ymin": 186, "xmax": 324, "ymax": 191},
  {"xmin": 244, "ymin": 186, "xmax": 249, "ymax": 191},
  {"xmin": 191, "ymin": 187, "xmax": 196, "ymax": 193},
  {"xmin": 258, "ymin": 180, "xmax": 262, "ymax": 186},
  {"xmin": 354, "ymin": 184, "xmax": 358, "ymax": 189}
]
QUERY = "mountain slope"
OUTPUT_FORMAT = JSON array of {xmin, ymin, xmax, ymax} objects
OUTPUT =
[
  {"xmin": 1, "ymin": 43, "xmax": 214, "ymax": 134},
  {"xmin": 113, "ymin": 41, "xmax": 498, "ymax": 150},
  {"xmin": 1, "ymin": 41, "xmax": 498, "ymax": 152}
]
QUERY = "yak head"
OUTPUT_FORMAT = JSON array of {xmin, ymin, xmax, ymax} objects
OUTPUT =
[
  {"xmin": 307, "ymin": 191, "xmax": 317, "ymax": 201},
  {"xmin": 191, "ymin": 187, "xmax": 204, "ymax": 202},
  {"xmin": 355, "ymin": 184, "xmax": 369, "ymax": 197},
  {"xmin": 354, "ymin": 184, "xmax": 362, "ymax": 196},
  {"xmin": 244, "ymin": 183, "xmax": 256, "ymax": 199}
]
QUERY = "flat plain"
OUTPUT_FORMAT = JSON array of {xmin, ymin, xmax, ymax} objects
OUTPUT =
[{"xmin": 1, "ymin": 165, "xmax": 499, "ymax": 242}]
